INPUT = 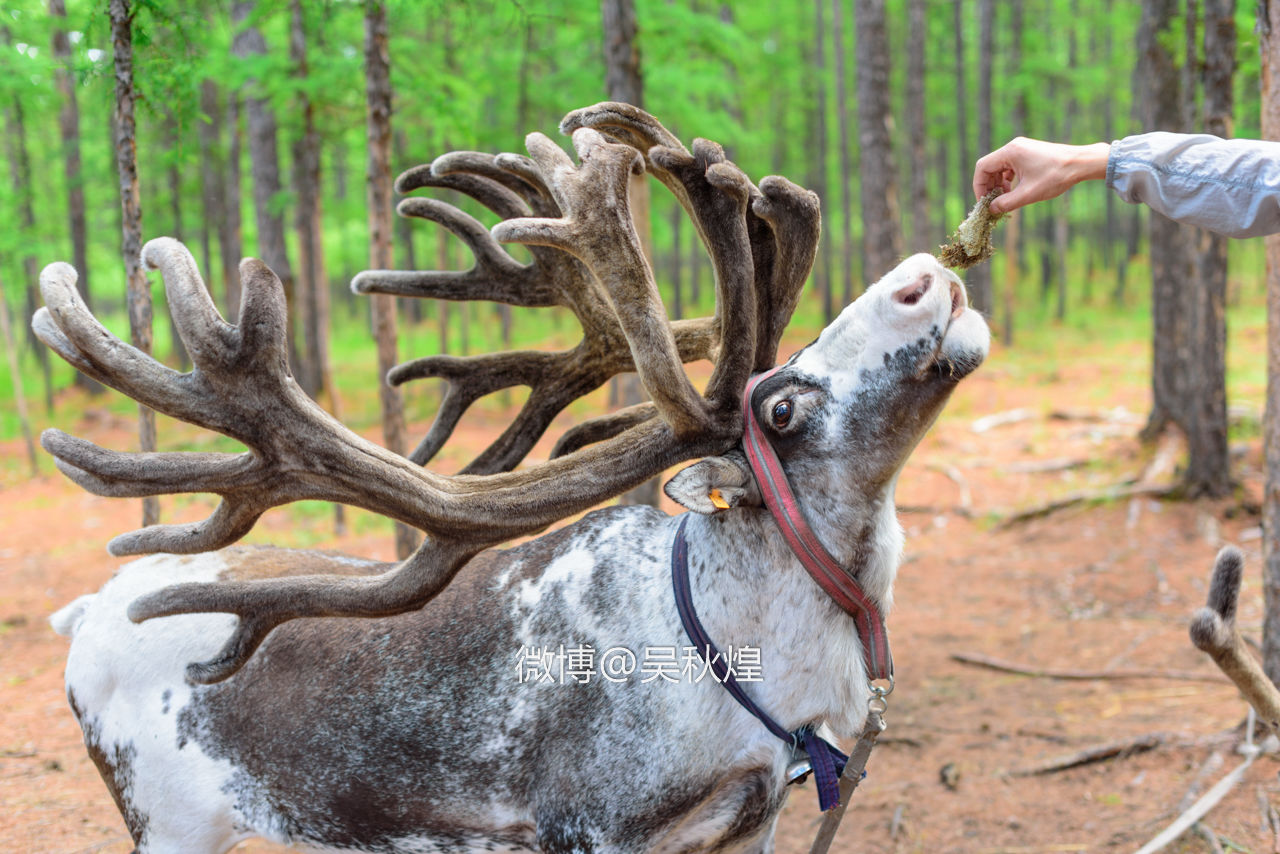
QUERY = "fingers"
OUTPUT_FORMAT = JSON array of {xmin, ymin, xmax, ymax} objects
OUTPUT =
[
  {"xmin": 973, "ymin": 138, "xmax": 1110, "ymax": 216},
  {"xmin": 973, "ymin": 138, "xmax": 1036, "ymax": 212},
  {"xmin": 972, "ymin": 148, "xmax": 1015, "ymax": 202}
]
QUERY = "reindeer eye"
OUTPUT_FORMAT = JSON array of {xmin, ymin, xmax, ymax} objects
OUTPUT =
[{"xmin": 772, "ymin": 400, "xmax": 793, "ymax": 428}]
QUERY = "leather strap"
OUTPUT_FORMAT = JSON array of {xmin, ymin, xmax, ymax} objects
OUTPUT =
[
  {"xmin": 671, "ymin": 516, "xmax": 849, "ymax": 811},
  {"xmin": 741, "ymin": 368, "xmax": 893, "ymax": 682}
]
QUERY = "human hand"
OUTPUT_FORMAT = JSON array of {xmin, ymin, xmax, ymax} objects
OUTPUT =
[{"xmin": 973, "ymin": 137, "xmax": 1110, "ymax": 215}]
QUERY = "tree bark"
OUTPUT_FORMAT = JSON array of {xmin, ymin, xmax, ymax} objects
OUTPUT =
[
  {"xmin": 1138, "ymin": 0, "xmax": 1232, "ymax": 499},
  {"xmin": 221, "ymin": 90, "xmax": 244, "ymax": 319},
  {"xmin": 163, "ymin": 111, "xmax": 190, "ymax": 370},
  {"xmin": 1180, "ymin": 0, "xmax": 1233, "ymax": 498},
  {"xmin": 1138, "ymin": 0, "xmax": 1191, "ymax": 444},
  {"xmin": 812, "ymin": 0, "xmax": 834, "ymax": 322},
  {"xmin": 905, "ymin": 0, "xmax": 930, "ymax": 252},
  {"xmin": 602, "ymin": 0, "xmax": 660, "ymax": 508},
  {"xmin": 110, "ymin": 0, "xmax": 159, "ymax": 527},
  {"xmin": 50, "ymin": 0, "xmax": 102, "ymax": 395},
  {"xmin": 1261, "ymin": 0, "xmax": 1280, "ymax": 688},
  {"xmin": 854, "ymin": 0, "xmax": 902, "ymax": 283},
  {"xmin": 393, "ymin": 129, "xmax": 421, "ymax": 325},
  {"xmin": 0, "ymin": 273, "xmax": 38, "ymax": 475},
  {"xmin": 232, "ymin": 1, "xmax": 297, "ymax": 371},
  {"xmin": 365, "ymin": 0, "xmax": 418, "ymax": 558},
  {"xmin": 968, "ymin": 0, "xmax": 994, "ymax": 314},
  {"xmin": 2, "ymin": 27, "xmax": 54, "ymax": 415},
  {"xmin": 291, "ymin": 0, "xmax": 329, "ymax": 400},
  {"xmin": 952, "ymin": 1, "xmax": 971, "ymax": 247},
  {"xmin": 1002, "ymin": 0, "xmax": 1026, "ymax": 344},
  {"xmin": 197, "ymin": 80, "xmax": 223, "ymax": 299},
  {"xmin": 1054, "ymin": 0, "xmax": 1078, "ymax": 323},
  {"xmin": 832, "ymin": 0, "xmax": 857, "ymax": 300}
]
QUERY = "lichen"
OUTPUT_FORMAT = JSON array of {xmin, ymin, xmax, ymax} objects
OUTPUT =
[{"xmin": 938, "ymin": 188, "xmax": 1004, "ymax": 270}]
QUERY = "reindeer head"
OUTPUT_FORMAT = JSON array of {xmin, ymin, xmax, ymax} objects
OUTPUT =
[{"xmin": 668, "ymin": 254, "xmax": 988, "ymax": 521}]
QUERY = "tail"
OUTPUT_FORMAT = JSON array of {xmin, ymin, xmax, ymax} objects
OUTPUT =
[{"xmin": 50, "ymin": 595, "xmax": 96, "ymax": 637}]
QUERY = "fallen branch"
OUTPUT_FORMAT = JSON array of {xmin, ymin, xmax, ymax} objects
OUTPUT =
[
  {"xmin": 898, "ymin": 503, "xmax": 973, "ymax": 518},
  {"xmin": 1001, "ymin": 457, "xmax": 1090, "ymax": 475},
  {"xmin": 1009, "ymin": 732, "xmax": 1166, "ymax": 777},
  {"xmin": 1049, "ymin": 407, "xmax": 1143, "ymax": 425},
  {"xmin": 950, "ymin": 651, "xmax": 1228, "ymax": 684},
  {"xmin": 1133, "ymin": 751, "xmax": 1257, "ymax": 854},
  {"xmin": 970, "ymin": 407, "xmax": 1034, "ymax": 434},
  {"xmin": 1190, "ymin": 547, "xmax": 1280, "ymax": 733},
  {"xmin": 996, "ymin": 482, "xmax": 1175, "ymax": 528}
]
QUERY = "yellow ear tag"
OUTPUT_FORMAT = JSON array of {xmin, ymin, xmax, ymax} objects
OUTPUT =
[{"xmin": 709, "ymin": 488, "xmax": 731, "ymax": 510}]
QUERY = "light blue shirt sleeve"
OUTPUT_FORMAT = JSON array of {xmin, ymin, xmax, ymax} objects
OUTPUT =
[{"xmin": 1106, "ymin": 132, "xmax": 1280, "ymax": 238}]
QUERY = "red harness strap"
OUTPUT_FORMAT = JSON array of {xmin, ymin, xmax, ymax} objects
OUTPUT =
[{"xmin": 741, "ymin": 368, "xmax": 894, "ymax": 683}]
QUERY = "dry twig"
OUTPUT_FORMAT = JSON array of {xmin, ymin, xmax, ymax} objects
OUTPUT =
[
  {"xmin": 1009, "ymin": 732, "xmax": 1166, "ymax": 777},
  {"xmin": 1133, "ymin": 751, "xmax": 1257, "ymax": 854},
  {"xmin": 950, "ymin": 651, "xmax": 1228, "ymax": 684},
  {"xmin": 996, "ymin": 482, "xmax": 1175, "ymax": 528}
]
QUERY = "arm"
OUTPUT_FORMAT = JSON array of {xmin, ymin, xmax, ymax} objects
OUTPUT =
[
  {"xmin": 1108, "ymin": 132, "xmax": 1280, "ymax": 238},
  {"xmin": 972, "ymin": 138, "xmax": 1110, "ymax": 215}
]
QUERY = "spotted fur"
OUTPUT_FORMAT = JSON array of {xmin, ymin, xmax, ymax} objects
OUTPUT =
[{"xmin": 52, "ymin": 255, "xmax": 988, "ymax": 854}]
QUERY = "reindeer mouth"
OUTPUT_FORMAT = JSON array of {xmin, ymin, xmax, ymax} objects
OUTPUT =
[{"xmin": 921, "ymin": 281, "xmax": 985, "ymax": 381}]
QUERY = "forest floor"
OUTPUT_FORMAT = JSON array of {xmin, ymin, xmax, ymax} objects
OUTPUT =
[{"xmin": 3, "ymin": 326, "xmax": 1280, "ymax": 854}]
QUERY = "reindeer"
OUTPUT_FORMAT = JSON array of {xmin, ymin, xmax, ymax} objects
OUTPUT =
[{"xmin": 43, "ymin": 104, "xmax": 988, "ymax": 854}]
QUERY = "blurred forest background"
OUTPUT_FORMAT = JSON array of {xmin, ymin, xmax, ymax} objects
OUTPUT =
[{"xmin": 0, "ymin": 0, "xmax": 1272, "ymax": 501}]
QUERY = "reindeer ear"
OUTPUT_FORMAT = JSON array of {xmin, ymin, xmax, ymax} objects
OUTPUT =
[{"xmin": 664, "ymin": 450, "xmax": 762, "ymax": 514}]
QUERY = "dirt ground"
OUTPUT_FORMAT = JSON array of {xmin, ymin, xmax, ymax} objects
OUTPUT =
[{"xmin": 4, "ymin": 347, "xmax": 1280, "ymax": 854}]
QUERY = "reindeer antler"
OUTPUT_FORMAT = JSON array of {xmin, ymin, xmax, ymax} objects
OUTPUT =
[{"xmin": 35, "ymin": 104, "xmax": 821, "ymax": 683}]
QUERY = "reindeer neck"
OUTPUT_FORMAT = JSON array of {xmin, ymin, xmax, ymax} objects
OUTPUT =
[{"xmin": 677, "ymin": 491, "xmax": 900, "ymax": 739}]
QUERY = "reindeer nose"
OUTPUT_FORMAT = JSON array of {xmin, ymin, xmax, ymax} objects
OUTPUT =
[
  {"xmin": 892, "ymin": 272, "xmax": 933, "ymax": 307},
  {"xmin": 892, "ymin": 268, "xmax": 970, "ymax": 320},
  {"xmin": 947, "ymin": 277, "xmax": 967, "ymax": 319}
]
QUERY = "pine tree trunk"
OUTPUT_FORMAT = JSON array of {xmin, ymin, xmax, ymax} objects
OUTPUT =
[
  {"xmin": 602, "ymin": 0, "xmax": 660, "ymax": 508},
  {"xmin": 0, "ymin": 272, "xmax": 38, "ymax": 475},
  {"xmin": 291, "ymin": 0, "xmax": 327, "ymax": 399},
  {"xmin": 1261, "ymin": 0, "xmax": 1280, "ymax": 689},
  {"xmin": 198, "ymin": 80, "xmax": 223, "ymax": 298},
  {"xmin": 968, "ymin": 0, "xmax": 994, "ymax": 314},
  {"xmin": 905, "ymin": 0, "xmax": 930, "ymax": 252},
  {"xmin": 366, "ymin": 0, "xmax": 418, "ymax": 558},
  {"xmin": 110, "ymin": 0, "xmax": 159, "ymax": 527},
  {"xmin": 50, "ymin": 0, "xmax": 102, "ymax": 395},
  {"xmin": 952, "ymin": 1, "xmax": 971, "ymax": 240},
  {"xmin": 1002, "ymin": 0, "xmax": 1026, "ymax": 344},
  {"xmin": 393, "ymin": 130, "xmax": 421, "ymax": 325},
  {"xmin": 1055, "ymin": 0, "xmax": 1078, "ymax": 322},
  {"xmin": 854, "ymin": 0, "xmax": 901, "ymax": 284},
  {"xmin": 232, "ymin": 1, "xmax": 298, "ymax": 372},
  {"xmin": 222, "ymin": 91, "xmax": 244, "ymax": 318},
  {"xmin": 832, "ymin": 0, "xmax": 857, "ymax": 300},
  {"xmin": 1138, "ymin": 0, "xmax": 1190, "ymax": 443},
  {"xmin": 1180, "ymin": 0, "xmax": 1234, "ymax": 498},
  {"xmin": 812, "ymin": 0, "xmax": 833, "ymax": 322},
  {"xmin": 2, "ymin": 27, "xmax": 54, "ymax": 415},
  {"xmin": 164, "ymin": 112, "xmax": 190, "ymax": 370},
  {"xmin": 1103, "ymin": 0, "xmax": 1120, "ymax": 276}
]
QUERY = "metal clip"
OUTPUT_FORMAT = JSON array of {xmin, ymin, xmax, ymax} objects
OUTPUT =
[
  {"xmin": 785, "ymin": 753, "xmax": 813, "ymax": 784},
  {"xmin": 868, "ymin": 675, "xmax": 893, "ymax": 717}
]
